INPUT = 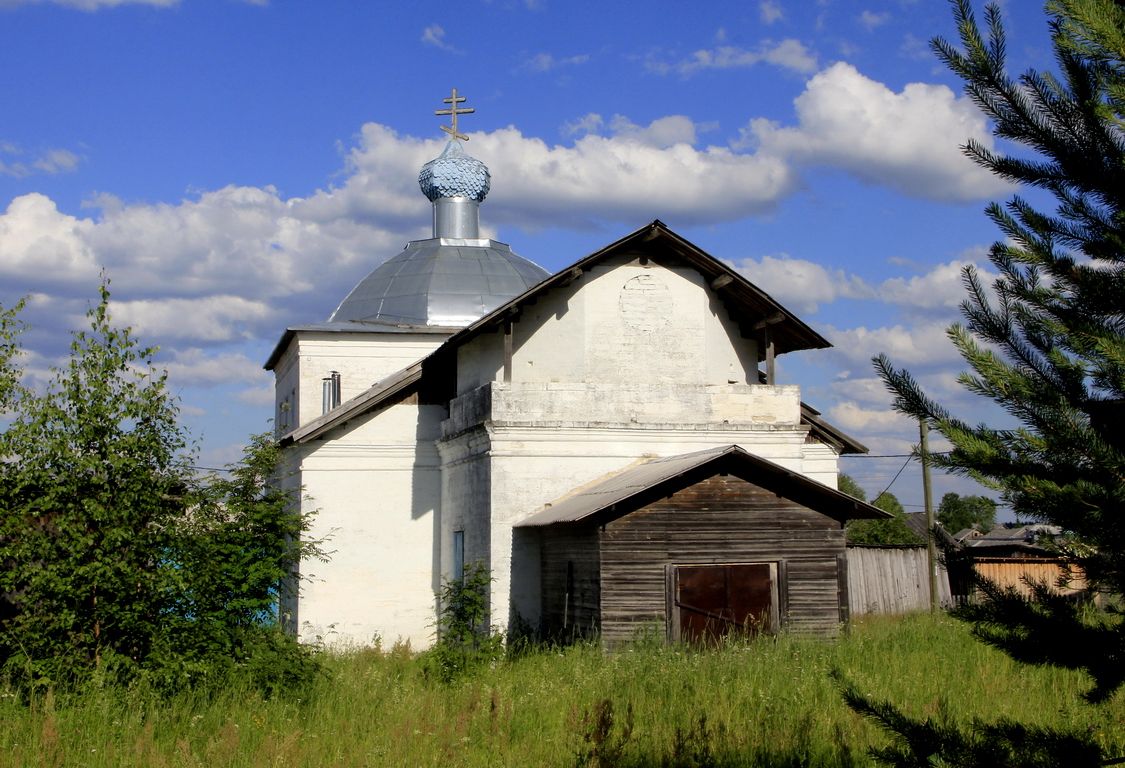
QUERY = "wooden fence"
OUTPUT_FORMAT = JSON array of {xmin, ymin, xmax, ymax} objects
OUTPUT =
[{"xmin": 846, "ymin": 546, "xmax": 952, "ymax": 616}]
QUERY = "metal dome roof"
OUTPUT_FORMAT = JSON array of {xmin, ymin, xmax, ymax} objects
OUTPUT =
[{"xmin": 328, "ymin": 237, "xmax": 549, "ymax": 328}]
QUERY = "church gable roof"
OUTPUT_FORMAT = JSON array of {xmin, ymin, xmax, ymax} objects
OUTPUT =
[
  {"xmin": 515, "ymin": 445, "xmax": 889, "ymax": 528},
  {"xmin": 436, "ymin": 219, "xmax": 830, "ymax": 359}
]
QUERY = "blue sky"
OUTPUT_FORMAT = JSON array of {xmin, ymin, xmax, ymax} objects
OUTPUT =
[{"xmin": 0, "ymin": 0, "xmax": 1058, "ymax": 515}]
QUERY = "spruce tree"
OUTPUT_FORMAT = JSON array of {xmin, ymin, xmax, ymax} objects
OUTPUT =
[
  {"xmin": 844, "ymin": 1, "xmax": 1125, "ymax": 763},
  {"xmin": 877, "ymin": 0, "xmax": 1125, "ymax": 607}
]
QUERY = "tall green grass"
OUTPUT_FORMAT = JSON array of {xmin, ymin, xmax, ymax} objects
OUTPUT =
[{"xmin": 1, "ymin": 613, "xmax": 1121, "ymax": 767}]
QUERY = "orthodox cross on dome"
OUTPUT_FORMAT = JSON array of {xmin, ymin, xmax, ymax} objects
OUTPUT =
[{"xmin": 435, "ymin": 87, "xmax": 475, "ymax": 141}]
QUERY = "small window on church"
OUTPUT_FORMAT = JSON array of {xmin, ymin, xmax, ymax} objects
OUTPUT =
[{"xmin": 452, "ymin": 530, "xmax": 465, "ymax": 581}]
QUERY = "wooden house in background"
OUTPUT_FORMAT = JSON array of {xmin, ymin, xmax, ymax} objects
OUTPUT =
[{"xmin": 950, "ymin": 524, "xmax": 1088, "ymax": 600}]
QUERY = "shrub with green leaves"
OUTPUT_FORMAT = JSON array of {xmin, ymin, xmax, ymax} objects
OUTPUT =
[
  {"xmin": 422, "ymin": 561, "xmax": 504, "ymax": 683},
  {"xmin": 0, "ymin": 284, "xmax": 323, "ymax": 697}
]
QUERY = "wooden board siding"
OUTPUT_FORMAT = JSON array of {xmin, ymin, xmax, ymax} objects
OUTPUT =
[
  {"xmin": 539, "ymin": 525, "xmax": 600, "ymax": 639},
  {"xmin": 784, "ymin": 559, "xmax": 844, "ymax": 635},
  {"xmin": 598, "ymin": 474, "xmax": 846, "ymax": 645}
]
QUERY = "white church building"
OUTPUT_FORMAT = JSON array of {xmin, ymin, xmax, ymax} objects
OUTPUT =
[{"xmin": 266, "ymin": 93, "xmax": 884, "ymax": 649}]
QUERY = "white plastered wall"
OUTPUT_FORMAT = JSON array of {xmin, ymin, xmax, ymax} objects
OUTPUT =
[
  {"xmin": 495, "ymin": 255, "xmax": 759, "ymax": 390},
  {"xmin": 273, "ymin": 331, "xmax": 448, "ymax": 431},
  {"xmin": 294, "ymin": 401, "xmax": 444, "ymax": 649}
]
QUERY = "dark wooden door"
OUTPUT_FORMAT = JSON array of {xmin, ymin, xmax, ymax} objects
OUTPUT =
[{"xmin": 671, "ymin": 563, "xmax": 775, "ymax": 643}]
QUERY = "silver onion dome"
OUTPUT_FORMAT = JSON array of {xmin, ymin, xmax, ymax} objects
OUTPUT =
[
  {"xmin": 418, "ymin": 141, "xmax": 490, "ymax": 203},
  {"xmin": 328, "ymin": 90, "xmax": 548, "ymax": 328}
]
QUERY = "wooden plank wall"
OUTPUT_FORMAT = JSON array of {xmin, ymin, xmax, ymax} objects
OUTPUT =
[
  {"xmin": 539, "ymin": 525, "xmax": 601, "ymax": 639},
  {"xmin": 846, "ymin": 546, "xmax": 952, "ymax": 615},
  {"xmin": 599, "ymin": 474, "xmax": 846, "ymax": 645},
  {"xmin": 972, "ymin": 559, "xmax": 1086, "ymax": 598}
]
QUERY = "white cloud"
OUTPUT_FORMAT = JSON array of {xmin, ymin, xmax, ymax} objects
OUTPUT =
[
  {"xmin": 830, "ymin": 376, "xmax": 895, "ymax": 408},
  {"xmin": 606, "ymin": 115, "xmax": 699, "ymax": 148},
  {"xmin": 759, "ymin": 0, "xmax": 782, "ymax": 24},
  {"xmin": 32, "ymin": 148, "xmax": 81, "ymax": 174},
  {"xmin": 562, "ymin": 113, "xmax": 605, "ymax": 137},
  {"xmin": 469, "ymin": 124, "xmax": 795, "ymax": 225},
  {"xmin": 733, "ymin": 253, "xmax": 873, "ymax": 313},
  {"xmin": 825, "ymin": 321, "xmax": 959, "ymax": 368},
  {"xmin": 113, "ymin": 295, "xmax": 276, "ymax": 342},
  {"xmin": 236, "ymin": 384, "xmax": 274, "ymax": 405},
  {"xmin": 158, "ymin": 348, "xmax": 269, "ymax": 388},
  {"xmin": 749, "ymin": 62, "xmax": 1011, "ymax": 201},
  {"xmin": 562, "ymin": 114, "xmax": 702, "ymax": 148},
  {"xmin": 521, "ymin": 52, "xmax": 589, "ymax": 72},
  {"xmin": 877, "ymin": 259, "xmax": 982, "ymax": 311},
  {"xmin": 858, "ymin": 10, "xmax": 889, "ymax": 30},
  {"xmin": 421, "ymin": 24, "xmax": 455, "ymax": 51},
  {"xmin": 0, "ymin": 144, "xmax": 82, "ymax": 177},
  {"xmin": 0, "ymin": 194, "xmax": 100, "ymax": 283},
  {"xmin": 305, "ymin": 120, "xmax": 797, "ymax": 228},
  {"xmin": 827, "ymin": 401, "xmax": 911, "ymax": 433},
  {"xmin": 651, "ymin": 39, "xmax": 818, "ymax": 76}
]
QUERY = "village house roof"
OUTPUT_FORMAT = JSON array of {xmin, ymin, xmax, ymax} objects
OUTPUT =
[
  {"xmin": 962, "ymin": 523, "xmax": 1066, "ymax": 557},
  {"xmin": 515, "ymin": 445, "xmax": 890, "ymax": 528}
]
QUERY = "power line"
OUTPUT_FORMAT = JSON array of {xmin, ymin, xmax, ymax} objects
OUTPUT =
[
  {"xmin": 843, "ymin": 452, "xmax": 951, "ymax": 459},
  {"xmin": 872, "ymin": 454, "xmax": 914, "ymax": 502}
]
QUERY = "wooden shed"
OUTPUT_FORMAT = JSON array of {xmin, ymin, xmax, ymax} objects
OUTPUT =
[{"xmin": 515, "ymin": 445, "xmax": 888, "ymax": 645}]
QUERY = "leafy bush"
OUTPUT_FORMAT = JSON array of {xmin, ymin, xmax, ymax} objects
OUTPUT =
[
  {"xmin": 421, "ymin": 562, "xmax": 504, "ymax": 683},
  {"xmin": 0, "ymin": 285, "xmax": 324, "ymax": 698}
]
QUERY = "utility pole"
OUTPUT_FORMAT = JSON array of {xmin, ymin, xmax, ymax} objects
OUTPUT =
[{"xmin": 920, "ymin": 420, "xmax": 938, "ymax": 612}]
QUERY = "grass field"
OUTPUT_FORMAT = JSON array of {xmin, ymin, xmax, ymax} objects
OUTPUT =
[{"xmin": 1, "ymin": 613, "xmax": 1121, "ymax": 767}]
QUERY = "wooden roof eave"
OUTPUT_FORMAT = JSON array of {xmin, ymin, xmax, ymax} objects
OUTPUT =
[{"xmin": 800, "ymin": 402, "xmax": 868, "ymax": 455}]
